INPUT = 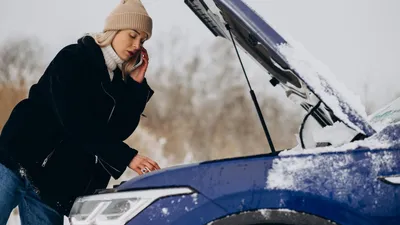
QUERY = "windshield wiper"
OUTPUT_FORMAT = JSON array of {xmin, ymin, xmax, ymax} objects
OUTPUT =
[{"xmin": 227, "ymin": 24, "xmax": 276, "ymax": 153}]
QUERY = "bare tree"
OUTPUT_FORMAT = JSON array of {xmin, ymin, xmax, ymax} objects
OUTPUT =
[
  {"xmin": 127, "ymin": 38, "xmax": 302, "ymax": 164},
  {"xmin": 0, "ymin": 37, "xmax": 44, "ymax": 130}
]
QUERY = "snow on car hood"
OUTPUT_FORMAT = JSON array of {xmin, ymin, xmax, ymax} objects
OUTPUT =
[{"xmin": 185, "ymin": 0, "xmax": 376, "ymax": 136}]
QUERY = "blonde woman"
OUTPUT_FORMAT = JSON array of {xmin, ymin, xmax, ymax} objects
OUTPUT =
[{"xmin": 0, "ymin": 0, "xmax": 160, "ymax": 224}]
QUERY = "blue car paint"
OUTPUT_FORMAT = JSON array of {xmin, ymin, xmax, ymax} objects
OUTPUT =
[
  {"xmin": 115, "ymin": 0, "xmax": 400, "ymax": 224},
  {"xmin": 118, "ymin": 146, "xmax": 400, "ymax": 224},
  {"xmin": 126, "ymin": 194, "xmax": 227, "ymax": 225}
]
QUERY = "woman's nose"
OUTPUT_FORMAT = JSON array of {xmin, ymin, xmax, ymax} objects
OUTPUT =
[{"xmin": 132, "ymin": 42, "xmax": 141, "ymax": 50}]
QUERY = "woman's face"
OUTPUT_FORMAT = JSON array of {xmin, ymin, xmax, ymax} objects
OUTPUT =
[{"xmin": 112, "ymin": 29, "xmax": 148, "ymax": 61}]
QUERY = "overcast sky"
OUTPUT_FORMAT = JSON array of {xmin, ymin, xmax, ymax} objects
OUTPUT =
[{"xmin": 1, "ymin": 0, "xmax": 399, "ymax": 111}]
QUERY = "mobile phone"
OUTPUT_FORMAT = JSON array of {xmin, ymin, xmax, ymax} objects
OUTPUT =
[{"xmin": 131, "ymin": 51, "xmax": 143, "ymax": 72}]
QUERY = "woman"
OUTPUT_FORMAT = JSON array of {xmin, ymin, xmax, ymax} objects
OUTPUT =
[{"xmin": 0, "ymin": 0, "xmax": 160, "ymax": 224}]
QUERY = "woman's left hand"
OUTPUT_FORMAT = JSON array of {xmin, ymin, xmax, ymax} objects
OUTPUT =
[
  {"xmin": 128, "ymin": 154, "xmax": 160, "ymax": 175},
  {"xmin": 129, "ymin": 47, "xmax": 149, "ymax": 83}
]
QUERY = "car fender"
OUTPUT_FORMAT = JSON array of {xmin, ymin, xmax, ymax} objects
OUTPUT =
[{"xmin": 207, "ymin": 190, "xmax": 372, "ymax": 225}]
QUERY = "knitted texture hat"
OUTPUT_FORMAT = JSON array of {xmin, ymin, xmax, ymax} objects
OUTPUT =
[{"xmin": 104, "ymin": 0, "xmax": 153, "ymax": 39}]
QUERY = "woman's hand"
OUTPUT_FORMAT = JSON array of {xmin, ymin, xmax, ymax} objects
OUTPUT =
[
  {"xmin": 129, "ymin": 47, "xmax": 149, "ymax": 83},
  {"xmin": 128, "ymin": 154, "xmax": 160, "ymax": 175}
]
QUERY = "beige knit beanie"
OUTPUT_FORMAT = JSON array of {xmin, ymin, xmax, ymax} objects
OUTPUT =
[{"xmin": 104, "ymin": 0, "xmax": 153, "ymax": 39}]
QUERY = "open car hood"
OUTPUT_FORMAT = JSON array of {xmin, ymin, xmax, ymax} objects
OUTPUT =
[{"xmin": 185, "ymin": 0, "xmax": 376, "ymax": 137}]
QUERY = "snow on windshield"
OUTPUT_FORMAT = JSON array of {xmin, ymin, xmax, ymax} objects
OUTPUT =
[
  {"xmin": 276, "ymin": 38, "xmax": 374, "ymax": 136},
  {"xmin": 368, "ymin": 97, "xmax": 400, "ymax": 131}
]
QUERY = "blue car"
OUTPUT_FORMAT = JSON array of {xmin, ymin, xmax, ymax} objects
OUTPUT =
[{"xmin": 68, "ymin": 0, "xmax": 400, "ymax": 224}]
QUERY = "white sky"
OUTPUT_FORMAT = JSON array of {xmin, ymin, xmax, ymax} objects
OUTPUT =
[{"xmin": 1, "ymin": 0, "xmax": 399, "ymax": 110}]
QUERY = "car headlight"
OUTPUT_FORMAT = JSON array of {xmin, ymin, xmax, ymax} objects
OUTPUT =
[{"xmin": 69, "ymin": 187, "xmax": 194, "ymax": 225}]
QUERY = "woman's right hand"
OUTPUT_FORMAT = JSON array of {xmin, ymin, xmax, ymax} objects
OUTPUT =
[
  {"xmin": 128, "ymin": 47, "xmax": 149, "ymax": 83},
  {"xmin": 128, "ymin": 154, "xmax": 160, "ymax": 175}
]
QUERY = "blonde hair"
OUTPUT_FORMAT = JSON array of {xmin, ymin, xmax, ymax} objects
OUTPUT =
[
  {"xmin": 91, "ymin": 31, "xmax": 118, "ymax": 47},
  {"xmin": 89, "ymin": 30, "xmax": 139, "ymax": 79}
]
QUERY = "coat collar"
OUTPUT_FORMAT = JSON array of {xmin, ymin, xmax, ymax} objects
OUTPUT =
[{"xmin": 77, "ymin": 35, "xmax": 113, "ymax": 83}]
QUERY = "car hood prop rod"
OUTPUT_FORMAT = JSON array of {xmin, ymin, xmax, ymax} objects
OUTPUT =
[{"xmin": 227, "ymin": 24, "xmax": 276, "ymax": 153}]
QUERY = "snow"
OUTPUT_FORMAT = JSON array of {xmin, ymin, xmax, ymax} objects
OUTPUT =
[
  {"xmin": 266, "ymin": 150, "xmax": 396, "ymax": 195},
  {"xmin": 281, "ymin": 121, "xmax": 400, "ymax": 156},
  {"xmin": 6, "ymin": 213, "xmax": 70, "ymax": 225},
  {"xmin": 285, "ymin": 134, "xmax": 385, "ymax": 155},
  {"xmin": 276, "ymin": 39, "xmax": 375, "ymax": 136},
  {"xmin": 191, "ymin": 193, "xmax": 199, "ymax": 205},
  {"xmin": 258, "ymin": 209, "xmax": 271, "ymax": 218},
  {"xmin": 368, "ymin": 96, "xmax": 400, "ymax": 131},
  {"xmin": 161, "ymin": 207, "xmax": 170, "ymax": 216},
  {"xmin": 266, "ymin": 123, "xmax": 399, "ymax": 209},
  {"xmin": 312, "ymin": 122, "xmax": 359, "ymax": 147}
]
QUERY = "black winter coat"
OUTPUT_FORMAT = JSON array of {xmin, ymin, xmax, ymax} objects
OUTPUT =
[{"xmin": 0, "ymin": 36, "xmax": 153, "ymax": 215}]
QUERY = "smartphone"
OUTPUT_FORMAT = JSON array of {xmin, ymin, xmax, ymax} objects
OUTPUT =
[{"xmin": 131, "ymin": 51, "xmax": 144, "ymax": 72}]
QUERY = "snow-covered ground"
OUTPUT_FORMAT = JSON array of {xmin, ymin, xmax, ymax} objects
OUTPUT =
[{"xmin": 6, "ymin": 210, "xmax": 70, "ymax": 225}]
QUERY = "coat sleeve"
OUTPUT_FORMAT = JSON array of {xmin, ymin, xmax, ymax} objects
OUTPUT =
[
  {"xmin": 47, "ymin": 45, "xmax": 147, "ymax": 179},
  {"xmin": 106, "ymin": 76, "xmax": 154, "ymax": 141}
]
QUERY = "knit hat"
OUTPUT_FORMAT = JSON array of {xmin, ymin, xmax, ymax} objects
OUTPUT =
[{"xmin": 104, "ymin": 0, "xmax": 153, "ymax": 39}]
